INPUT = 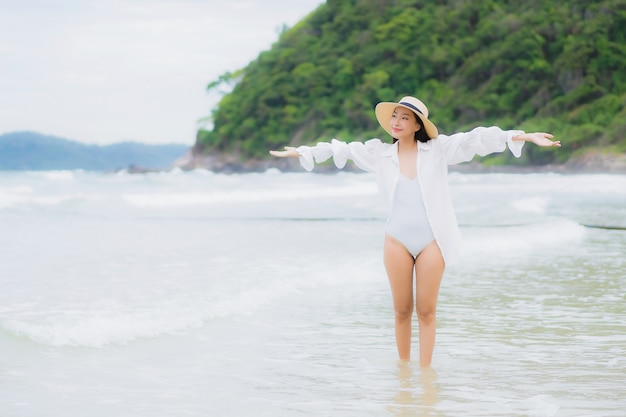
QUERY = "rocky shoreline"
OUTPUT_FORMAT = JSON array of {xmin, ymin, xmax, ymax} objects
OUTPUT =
[{"xmin": 166, "ymin": 148, "xmax": 626, "ymax": 175}]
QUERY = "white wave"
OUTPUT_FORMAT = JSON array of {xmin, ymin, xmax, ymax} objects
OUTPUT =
[
  {"xmin": 0, "ymin": 304, "xmax": 231, "ymax": 348},
  {"xmin": 0, "ymin": 274, "xmax": 305, "ymax": 347},
  {"xmin": 121, "ymin": 183, "xmax": 378, "ymax": 207},
  {"xmin": 0, "ymin": 256, "xmax": 381, "ymax": 348},
  {"xmin": 511, "ymin": 197, "xmax": 548, "ymax": 214},
  {"xmin": 40, "ymin": 170, "xmax": 77, "ymax": 181},
  {"xmin": 460, "ymin": 219, "xmax": 586, "ymax": 258},
  {"xmin": 0, "ymin": 313, "xmax": 196, "ymax": 348},
  {"xmin": 0, "ymin": 185, "xmax": 34, "ymax": 194},
  {"xmin": 0, "ymin": 186, "xmax": 80, "ymax": 209},
  {"xmin": 188, "ymin": 168, "xmax": 216, "ymax": 177},
  {"xmin": 263, "ymin": 167, "xmax": 282, "ymax": 175}
]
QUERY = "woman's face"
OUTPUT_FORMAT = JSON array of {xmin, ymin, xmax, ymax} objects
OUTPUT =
[{"xmin": 390, "ymin": 107, "xmax": 421, "ymax": 141}]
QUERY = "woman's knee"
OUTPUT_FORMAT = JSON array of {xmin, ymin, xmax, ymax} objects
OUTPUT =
[
  {"xmin": 416, "ymin": 304, "xmax": 436, "ymax": 325},
  {"xmin": 394, "ymin": 301, "xmax": 414, "ymax": 321}
]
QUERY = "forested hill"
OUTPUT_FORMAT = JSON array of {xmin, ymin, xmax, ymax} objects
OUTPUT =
[
  {"xmin": 0, "ymin": 132, "xmax": 188, "ymax": 171},
  {"xmin": 195, "ymin": 0, "xmax": 626, "ymax": 168}
]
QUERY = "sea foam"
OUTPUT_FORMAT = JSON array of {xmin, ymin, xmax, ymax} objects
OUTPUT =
[
  {"xmin": 0, "ymin": 272, "xmax": 321, "ymax": 348},
  {"xmin": 0, "ymin": 186, "xmax": 79, "ymax": 209},
  {"xmin": 460, "ymin": 218, "xmax": 586, "ymax": 258},
  {"xmin": 121, "ymin": 183, "xmax": 377, "ymax": 208}
]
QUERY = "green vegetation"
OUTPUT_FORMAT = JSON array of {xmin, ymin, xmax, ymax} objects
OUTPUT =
[{"xmin": 197, "ymin": 0, "xmax": 626, "ymax": 166}]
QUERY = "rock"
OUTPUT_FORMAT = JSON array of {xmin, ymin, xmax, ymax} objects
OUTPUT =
[
  {"xmin": 170, "ymin": 148, "xmax": 626, "ymax": 174},
  {"xmin": 171, "ymin": 149, "xmax": 355, "ymax": 173},
  {"xmin": 564, "ymin": 150, "xmax": 626, "ymax": 173}
]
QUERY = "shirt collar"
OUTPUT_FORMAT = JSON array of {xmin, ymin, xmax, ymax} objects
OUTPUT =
[
  {"xmin": 382, "ymin": 141, "xmax": 398, "ymax": 157},
  {"xmin": 382, "ymin": 141, "xmax": 399, "ymax": 164},
  {"xmin": 382, "ymin": 141, "xmax": 432, "ymax": 163},
  {"xmin": 418, "ymin": 141, "xmax": 432, "ymax": 151}
]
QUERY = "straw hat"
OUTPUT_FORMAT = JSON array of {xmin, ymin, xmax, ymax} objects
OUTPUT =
[{"xmin": 375, "ymin": 96, "xmax": 439, "ymax": 139}]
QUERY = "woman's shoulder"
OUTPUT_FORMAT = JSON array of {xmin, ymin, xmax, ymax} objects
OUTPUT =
[
  {"xmin": 362, "ymin": 138, "xmax": 394, "ymax": 156},
  {"xmin": 337, "ymin": 137, "xmax": 389, "ymax": 151},
  {"xmin": 362, "ymin": 137, "xmax": 390, "ymax": 149}
]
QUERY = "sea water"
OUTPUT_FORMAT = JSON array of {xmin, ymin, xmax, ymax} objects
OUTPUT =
[{"xmin": 0, "ymin": 169, "xmax": 624, "ymax": 416}]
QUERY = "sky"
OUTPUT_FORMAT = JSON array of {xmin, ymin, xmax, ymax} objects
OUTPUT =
[{"xmin": 0, "ymin": 0, "xmax": 323, "ymax": 145}]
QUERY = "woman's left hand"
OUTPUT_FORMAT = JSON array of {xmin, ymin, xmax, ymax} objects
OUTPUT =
[{"xmin": 514, "ymin": 132, "xmax": 561, "ymax": 147}]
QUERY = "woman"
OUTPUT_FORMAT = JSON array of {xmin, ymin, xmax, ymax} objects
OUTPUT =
[{"xmin": 270, "ymin": 96, "xmax": 560, "ymax": 366}]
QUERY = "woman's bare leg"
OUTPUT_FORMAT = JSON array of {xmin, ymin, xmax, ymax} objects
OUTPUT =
[
  {"xmin": 384, "ymin": 235, "xmax": 416, "ymax": 361},
  {"xmin": 414, "ymin": 240, "xmax": 445, "ymax": 367}
]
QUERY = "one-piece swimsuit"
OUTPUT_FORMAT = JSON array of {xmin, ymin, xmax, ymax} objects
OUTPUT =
[{"xmin": 386, "ymin": 174, "xmax": 435, "ymax": 259}]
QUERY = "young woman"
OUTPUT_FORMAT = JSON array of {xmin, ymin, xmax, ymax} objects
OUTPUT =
[{"xmin": 270, "ymin": 96, "xmax": 560, "ymax": 366}]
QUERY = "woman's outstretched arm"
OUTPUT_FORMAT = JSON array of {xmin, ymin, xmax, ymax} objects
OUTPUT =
[
  {"xmin": 439, "ymin": 127, "xmax": 560, "ymax": 165},
  {"xmin": 269, "ymin": 147, "xmax": 300, "ymax": 158},
  {"xmin": 512, "ymin": 132, "xmax": 561, "ymax": 147},
  {"xmin": 269, "ymin": 139, "xmax": 383, "ymax": 172}
]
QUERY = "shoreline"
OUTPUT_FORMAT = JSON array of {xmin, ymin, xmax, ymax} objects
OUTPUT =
[{"xmin": 164, "ymin": 148, "xmax": 626, "ymax": 175}]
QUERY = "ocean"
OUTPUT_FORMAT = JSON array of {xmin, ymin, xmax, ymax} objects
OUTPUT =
[{"xmin": 0, "ymin": 168, "xmax": 624, "ymax": 416}]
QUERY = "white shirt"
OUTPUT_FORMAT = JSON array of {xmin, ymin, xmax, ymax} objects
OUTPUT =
[{"xmin": 296, "ymin": 126, "xmax": 525, "ymax": 265}]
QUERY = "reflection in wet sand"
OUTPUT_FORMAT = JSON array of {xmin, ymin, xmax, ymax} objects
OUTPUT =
[{"xmin": 389, "ymin": 362, "xmax": 442, "ymax": 416}]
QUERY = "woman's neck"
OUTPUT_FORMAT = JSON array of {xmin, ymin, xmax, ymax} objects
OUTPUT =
[{"xmin": 397, "ymin": 137, "xmax": 417, "ymax": 152}]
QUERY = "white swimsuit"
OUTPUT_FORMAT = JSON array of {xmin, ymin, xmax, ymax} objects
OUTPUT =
[{"xmin": 386, "ymin": 174, "xmax": 435, "ymax": 259}]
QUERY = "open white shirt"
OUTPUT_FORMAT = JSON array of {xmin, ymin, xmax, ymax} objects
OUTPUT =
[{"xmin": 296, "ymin": 126, "xmax": 525, "ymax": 265}]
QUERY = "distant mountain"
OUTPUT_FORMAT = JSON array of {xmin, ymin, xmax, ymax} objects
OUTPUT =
[{"xmin": 0, "ymin": 132, "xmax": 189, "ymax": 171}]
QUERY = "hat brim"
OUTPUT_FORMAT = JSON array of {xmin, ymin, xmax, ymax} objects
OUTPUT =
[{"xmin": 375, "ymin": 102, "xmax": 439, "ymax": 139}]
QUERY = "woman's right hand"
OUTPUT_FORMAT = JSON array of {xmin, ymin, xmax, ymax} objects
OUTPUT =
[{"xmin": 269, "ymin": 146, "xmax": 300, "ymax": 158}]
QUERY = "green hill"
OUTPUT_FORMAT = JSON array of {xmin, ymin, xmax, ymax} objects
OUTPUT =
[
  {"xmin": 0, "ymin": 132, "xmax": 188, "ymax": 171},
  {"xmin": 195, "ymin": 0, "xmax": 626, "ymax": 168}
]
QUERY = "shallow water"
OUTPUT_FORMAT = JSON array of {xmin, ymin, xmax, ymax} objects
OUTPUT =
[{"xmin": 0, "ymin": 169, "xmax": 624, "ymax": 416}]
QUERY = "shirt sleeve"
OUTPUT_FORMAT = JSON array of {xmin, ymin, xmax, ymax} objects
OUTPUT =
[
  {"xmin": 295, "ymin": 138, "xmax": 383, "ymax": 172},
  {"xmin": 437, "ymin": 126, "xmax": 525, "ymax": 165}
]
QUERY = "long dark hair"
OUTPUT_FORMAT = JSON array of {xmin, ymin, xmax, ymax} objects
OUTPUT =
[{"xmin": 393, "ymin": 112, "xmax": 430, "ymax": 143}]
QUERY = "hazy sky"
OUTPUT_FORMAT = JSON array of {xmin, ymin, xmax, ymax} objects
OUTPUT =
[{"xmin": 0, "ymin": 0, "xmax": 323, "ymax": 145}]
